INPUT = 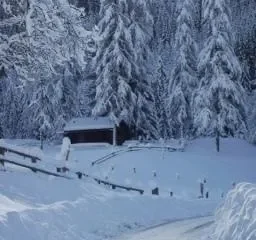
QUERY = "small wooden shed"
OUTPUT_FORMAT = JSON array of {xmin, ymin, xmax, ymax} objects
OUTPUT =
[{"xmin": 63, "ymin": 117, "xmax": 131, "ymax": 146}]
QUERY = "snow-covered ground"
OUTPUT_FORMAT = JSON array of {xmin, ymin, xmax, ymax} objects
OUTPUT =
[
  {"xmin": 118, "ymin": 216, "xmax": 214, "ymax": 240},
  {"xmin": 0, "ymin": 138, "xmax": 256, "ymax": 239}
]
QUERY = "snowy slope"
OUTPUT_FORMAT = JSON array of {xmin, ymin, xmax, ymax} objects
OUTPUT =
[
  {"xmin": 0, "ymin": 173, "xmax": 216, "ymax": 240},
  {"xmin": 0, "ymin": 138, "xmax": 256, "ymax": 240},
  {"xmin": 85, "ymin": 138, "xmax": 256, "ymax": 200},
  {"xmin": 119, "ymin": 216, "xmax": 214, "ymax": 240}
]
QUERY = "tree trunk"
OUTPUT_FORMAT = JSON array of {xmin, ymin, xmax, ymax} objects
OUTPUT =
[
  {"xmin": 40, "ymin": 130, "xmax": 43, "ymax": 150},
  {"xmin": 216, "ymin": 129, "xmax": 220, "ymax": 152}
]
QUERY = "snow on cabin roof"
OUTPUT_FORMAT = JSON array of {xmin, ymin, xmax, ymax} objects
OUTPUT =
[{"xmin": 64, "ymin": 117, "xmax": 115, "ymax": 131}]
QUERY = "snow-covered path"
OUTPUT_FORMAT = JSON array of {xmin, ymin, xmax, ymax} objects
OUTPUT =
[{"xmin": 119, "ymin": 216, "xmax": 214, "ymax": 240}]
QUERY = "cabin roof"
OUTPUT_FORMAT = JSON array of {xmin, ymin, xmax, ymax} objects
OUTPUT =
[{"xmin": 64, "ymin": 117, "xmax": 115, "ymax": 132}]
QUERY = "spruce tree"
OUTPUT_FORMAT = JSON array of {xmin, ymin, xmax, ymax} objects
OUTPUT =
[
  {"xmin": 129, "ymin": 0, "xmax": 158, "ymax": 139},
  {"xmin": 92, "ymin": 0, "xmax": 137, "ymax": 126},
  {"xmin": 193, "ymin": 0, "xmax": 247, "ymax": 151},
  {"xmin": 0, "ymin": 68, "xmax": 26, "ymax": 138},
  {"xmin": 168, "ymin": 0, "xmax": 198, "ymax": 140},
  {"xmin": 93, "ymin": 0, "xmax": 157, "ymax": 139},
  {"xmin": 152, "ymin": 57, "xmax": 169, "ymax": 139},
  {"xmin": 26, "ymin": 0, "xmax": 90, "ymax": 138}
]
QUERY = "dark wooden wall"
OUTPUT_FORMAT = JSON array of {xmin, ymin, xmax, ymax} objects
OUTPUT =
[
  {"xmin": 64, "ymin": 129, "xmax": 113, "ymax": 145},
  {"xmin": 64, "ymin": 122, "xmax": 132, "ymax": 145}
]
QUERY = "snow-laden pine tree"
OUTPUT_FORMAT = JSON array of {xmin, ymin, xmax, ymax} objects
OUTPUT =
[
  {"xmin": 92, "ymin": 0, "xmax": 137, "ymax": 126},
  {"xmin": 0, "ymin": 0, "xmax": 31, "ymax": 138},
  {"xmin": 168, "ymin": 0, "xmax": 198, "ymax": 140},
  {"xmin": 129, "ymin": 0, "xmax": 158, "ymax": 139},
  {"xmin": 25, "ymin": 0, "xmax": 91, "ymax": 139},
  {"xmin": 25, "ymin": 0, "xmax": 65, "ymax": 139},
  {"xmin": 152, "ymin": 57, "xmax": 169, "ymax": 139},
  {"xmin": 0, "ymin": 68, "xmax": 27, "ymax": 138},
  {"xmin": 193, "ymin": 0, "xmax": 247, "ymax": 150},
  {"xmin": 0, "ymin": 0, "xmax": 30, "ymax": 83},
  {"xmin": 78, "ymin": 28, "xmax": 98, "ymax": 117},
  {"xmin": 92, "ymin": 0, "xmax": 160, "ymax": 138}
]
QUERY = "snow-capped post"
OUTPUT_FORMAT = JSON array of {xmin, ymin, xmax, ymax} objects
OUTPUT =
[
  {"xmin": 0, "ymin": 160, "xmax": 5, "ymax": 171},
  {"xmin": 206, "ymin": 191, "xmax": 209, "ymax": 199},
  {"xmin": 76, "ymin": 171, "xmax": 83, "ymax": 179},
  {"xmin": 56, "ymin": 137, "xmax": 71, "ymax": 173},
  {"xmin": 199, "ymin": 181, "xmax": 204, "ymax": 198},
  {"xmin": 0, "ymin": 146, "xmax": 5, "ymax": 156},
  {"xmin": 152, "ymin": 187, "xmax": 159, "ymax": 196},
  {"xmin": 58, "ymin": 137, "xmax": 71, "ymax": 162},
  {"xmin": 113, "ymin": 124, "xmax": 117, "ymax": 146}
]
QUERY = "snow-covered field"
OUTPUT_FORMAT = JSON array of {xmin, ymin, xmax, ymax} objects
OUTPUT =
[{"xmin": 0, "ymin": 138, "xmax": 256, "ymax": 239}]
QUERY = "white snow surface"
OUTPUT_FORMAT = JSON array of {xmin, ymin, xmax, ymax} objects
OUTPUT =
[
  {"xmin": 0, "ymin": 138, "xmax": 256, "ymax": 239},
  {"xmin": 212, "ymin": 183, "xmax": 256, "ymax": 240},
  {"xmin": 64, "ymin": 117, "xmax": 115, "ymax": 131},
  {"xmin": 119, "ymin": 216, "xmax": 214, "ymax": 240}
]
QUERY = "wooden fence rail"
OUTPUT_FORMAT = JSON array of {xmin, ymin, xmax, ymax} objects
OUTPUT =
[
  {"xmin": 0, "ymin": 157, "xmax": 71, "ymax": 179},
  {"xmin": 0, "ymin": 145, "xmax": 41, "ymax": 163},
  {"xmin": 1, "ymin": 157, "xmax": 144, "ymax": 194},
  {"xmin": 92, "ymin": 177, "xmax": 144, "ymax": 194}
]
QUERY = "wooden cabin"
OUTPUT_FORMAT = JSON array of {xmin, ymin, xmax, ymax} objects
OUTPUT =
[{"xmin": 63, "ymin": 117, "xmax": 131, "ymax": 146}]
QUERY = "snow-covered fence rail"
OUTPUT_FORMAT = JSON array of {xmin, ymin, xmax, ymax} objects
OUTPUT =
[
  {"xmin": 91, "ymin": 142, "xmax": 185, "ymax": 166},
  {"xmin": 91, "ymin": 148, "xmax": 142, "ymax": 166},
  {"xmin": 91, "ymin": 149, "xmax": 126, "ymax": 166},
  {"xmin": 0, "ymin": 143, "xmax": 42, "ymax": 163},
  {"xmin": 129, "ymin": 145, "xmax": 184, "ymax": 151},
  {"xmin": 0, "ymin": 155, "xmax": 144, "ymax": 194},
  {"xmin": 128, "ymin": 139, "xmax": 185, "ymax": 152},
  {"xmin": 0, "ymin": 157, "xmax": 71, "ymax": 179},
  {"xmin": 92, "ymin": 177, "xmax": 144, "ymax": 195},
  {"xmin": 73, "ymin": 170, "xmax": 144, "ymax": 194}
]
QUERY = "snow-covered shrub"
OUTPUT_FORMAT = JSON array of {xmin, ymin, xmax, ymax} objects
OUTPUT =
[
  {"xmin": 212, "ymin": 183, "xmax": 256, "ymax": 240},
  {"xmin": 56, "ymin": 137, "xmax": 71, "ymax": 162}
]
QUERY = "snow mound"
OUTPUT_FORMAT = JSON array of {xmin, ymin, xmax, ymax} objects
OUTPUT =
[
  {"xmin": 213, "ymin": 183, "xmax": 256, "ymax": 240},
  {"xmin": 56, "ymin": 137, "xmax": 71, "ymax": 161},
  {"xmin": 0, "ymin": 195, "xmax": 31, "ymax": 222}
]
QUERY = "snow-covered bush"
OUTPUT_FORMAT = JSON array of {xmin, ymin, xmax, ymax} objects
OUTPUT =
[
  {"xmin": 56, "ymin": 137, "xmax": 71, "ymax": 162},
  {"xmin": 212, "ymin": 183, "xmax": 256, "ymax": 240}
]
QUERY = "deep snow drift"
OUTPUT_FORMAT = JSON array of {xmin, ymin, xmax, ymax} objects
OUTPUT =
[
  {"xmin": 0, "ymin": 138, "xmax": 256, "ymax": 240},
  {"xmin": 212, "ymin": 183, "xmax": 256, "ymax": 240}
]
